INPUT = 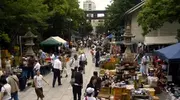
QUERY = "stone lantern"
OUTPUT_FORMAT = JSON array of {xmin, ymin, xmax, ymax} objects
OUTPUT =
[
  {"xmin": 121, "ymin": 25, "xmax": 135, "ymax": 64},
  {"xmin": 22, "ymin": 27, "xmax": 37, "ymax": 56}
]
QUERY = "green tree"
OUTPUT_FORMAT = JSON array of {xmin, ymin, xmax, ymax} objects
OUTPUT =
[
  {"xmin": 0, "ymin": 0, "xmax": 86, "ymax": 49},
  {"xmin": 83, "ymin": 22, "xmax": 93, "ymax": 35},
  {"xmin": 96, "ymin": 23, "xmax": 106, "ymax": 34},
  {"xmin": 0, "ymin": 32, "xmax": 11, "ymax": 49},
  {"xmin": 0, "ymin": 0, "xmax": 48, "ymax": 45},
  {"xmin": 105, "ymin": 0, "xmax": 136, "ymax": 31},
  {"xmin": 44, "ymin": 0, "xmax": 86, "ymax": 39},
  {"xmin": 137, "ymin": 0, "xmax": 180, "ymax": 36}
]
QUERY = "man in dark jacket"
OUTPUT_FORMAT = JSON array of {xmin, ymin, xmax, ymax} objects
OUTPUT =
[
  {"xmin": 27, "ymin": 56, "xmax": 35, "ymax": 79},
  {"xmin": 90, "ymin": 71, "xmax": 102, "ymax": 97},
  {"xmin": 72, "ymin": 67, "xmax": 83, "ymax": 100},
  {"xmin": 95, "ymin": 49, "xmax": 100, "ymax": 67}
]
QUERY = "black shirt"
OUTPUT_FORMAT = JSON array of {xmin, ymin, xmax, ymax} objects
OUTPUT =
[{"xmin": 74, "ymin": 71, "xmax": 83, "ymax": 86}]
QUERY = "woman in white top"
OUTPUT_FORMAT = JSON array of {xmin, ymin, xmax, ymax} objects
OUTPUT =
[
  {"xmin": 84, "ymin": 87, "xmax": 96, "ymax": 100},
  {"xmin": 0, "ymin": 75, "xmax": 11, "ymax": 100},
  {"xmin": 34, "ymin": 59, "xmax": 41, "ymax": 75},
  {"xmin": 5, "ymin": 57, "xmax": 11, "ymax": 74},
  {"xmin": 34, "ymin": 70, "xmax": 48, "ymax": 100}
]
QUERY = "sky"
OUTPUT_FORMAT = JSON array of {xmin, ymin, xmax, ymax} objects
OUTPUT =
[{"xmin": 79, "ymin": 0, "xmax": 112, "ymax": 10}]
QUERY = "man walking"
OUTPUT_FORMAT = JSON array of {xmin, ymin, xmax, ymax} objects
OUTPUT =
[
  {"xmin": 52, "ymin": 57, "xmax": 62, "ymax": 87},
  {"xmin": 72, "ymin": 67, "xmax": 83, "ymax": 100},
  {"xmin": 7, "ymin": 72, "xmax": 19, "ymax": 100},
  {"xmin": 90, "ymin": 71, "xmax": 102, "ymax": 97},
  {"xmin": 95, "ymin": 49, "xmax": 100, "ymax": 67},
  {"xmin": 27, "ymin": 56, "xmax": 35, "ymax": 79},
  {"xmin": 70, "ymin": 54, "xmax": 79, "ymax": 78},
  {"xmin": 79, "ymin": 51, "xmax": 87, "ymax": 74}
]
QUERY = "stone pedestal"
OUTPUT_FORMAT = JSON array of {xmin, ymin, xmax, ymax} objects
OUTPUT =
[{"xmin": 121, "ymin": 25, "xmax": 135, "ymax": 64}]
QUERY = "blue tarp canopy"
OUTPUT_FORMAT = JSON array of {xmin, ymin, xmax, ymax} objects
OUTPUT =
[
  {"xmin": 106, "ymin": 34, "xmax": 115, "ymax": 39},
  {"xmin": 154, "ymin": 43, "xmax": 180, "ymax": 62}
]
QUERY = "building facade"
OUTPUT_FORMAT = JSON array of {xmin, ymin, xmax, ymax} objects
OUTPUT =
[
  {"xmin": 83, "ymin": 0, "xmax": 96, "ymax": 11},
  {"xmin": 83, "ymin": 0, "xmax": 104, "ymax": 34},
  {"xmin": 124, "ymin": 1, "xmax": 178, "ymax": 48}
]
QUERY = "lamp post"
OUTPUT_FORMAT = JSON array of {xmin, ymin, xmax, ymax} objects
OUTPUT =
[{"xmin": 81, "ymin": 22, "xmax": 84, "ymax": 39}]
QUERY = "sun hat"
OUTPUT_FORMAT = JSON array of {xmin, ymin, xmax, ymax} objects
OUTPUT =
[{"xmin": 86, "ymin": 87, "xmax": 94, "ymax": 94}]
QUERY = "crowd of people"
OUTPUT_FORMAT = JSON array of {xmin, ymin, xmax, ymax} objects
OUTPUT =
[{"xmin": 0, "ymin": 36, "xmax": 109, "ymax": 100}]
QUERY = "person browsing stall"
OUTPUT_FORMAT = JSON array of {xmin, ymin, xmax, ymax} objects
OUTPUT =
[{"xmin": 33, "ymin": 59, "xmax": 41, "ymax": 75}]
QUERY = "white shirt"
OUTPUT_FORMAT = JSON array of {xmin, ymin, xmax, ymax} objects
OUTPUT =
[
  {"xmin": 34, "ymin": 62, "xmax": 41, "ymax": 71},
  {"xmin": 53, "ymin": 59, "xmax": 62, "ymax": 70},
  {"xmin": 141, "ymin": 55, "xmax": 150, "ymax": 64},
  {"xmin": 34, "ymin": 75, "xmax": 43, "ymax": 88},
  {"xmin": 79, "ymin": 54, "xmax": 87, "ymax": 61},
  {"xmin": 69, "ymin": 58, "xmax": 79, "ymax": 69},
  {"xmin": 1, "ymin": 84, "xmax": 11, "ymax": 100},
  {"xmin": 84, "ymin": 96, "xmax": 96, "ymax": 100},
  {"xmin": 50, "ymin": 54, "xmax": 55, "ymax": 64}
]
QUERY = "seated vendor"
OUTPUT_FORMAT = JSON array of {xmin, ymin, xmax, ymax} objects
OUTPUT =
[
  {"xmin": 101, "ymin": 71, "xmax": 111, "ymax": 87},
  {"xmin": 102, "ymin": 71, "xmax": 110, "ymax": 81},
  {"xmin": 149, "ymin": 68, "xmax": 155, "ymax": 76},
  {"xmin": 158, "ymin": 73, "xmax": 167, "ymax": 90},
  {"xmin": 154, "ymin": 64, "xmax": 162, "ymax": 79}
]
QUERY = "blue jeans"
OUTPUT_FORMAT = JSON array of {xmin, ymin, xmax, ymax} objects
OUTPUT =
[
  {"xmin": 22, "ymin": 70, "xmax": 28, "ymax": 78},
  {"xmin": 11, "ymin": 91, "xmax": 19, "ymax": 100}
]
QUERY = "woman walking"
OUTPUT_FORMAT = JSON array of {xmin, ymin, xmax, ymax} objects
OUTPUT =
[
  {"xmin": 86, "ymin": 78, "xmax": 98, "ymax": 97},
  {"xmin": 0, "ymin": 75, "xmax": 11, "ymax": 100},
  {"xmin": 61, "ymin": 53, "xmax": 68, "ymax": 77},
  {"xmin": 34, "ymin": 70, "xmax": 49, "ymax": 100}
]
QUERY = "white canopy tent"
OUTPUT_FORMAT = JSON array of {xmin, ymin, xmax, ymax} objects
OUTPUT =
[
  {"xmin": 40, "ymin": 36, "xmax": 67, "ymax": 46},
  {"xmin": 51, "ymin": 36, "xmax": 67, "ymax": 44}
]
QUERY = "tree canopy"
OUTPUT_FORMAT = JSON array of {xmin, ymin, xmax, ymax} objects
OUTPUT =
[
  {"xmin": 0, "ymin": 32, "xmax": 10, "ymax": 49},
  {"xmin": 0, "ymin": 0, "xmax": 90, "ymax": 49},
  {"xmin": 105, "ymin": 0, "xmax": 137, "ymax": 32},
  {"xmin": 0, "ymin": 0, "xmax": 48, "ymax": 42},
  {"xmin": 96, "ymin": 23, "xmax": 106, "ymax": 34},
  {"xmin": 137, "ymin": 0, "xmax": 180, "ymax": 36}
]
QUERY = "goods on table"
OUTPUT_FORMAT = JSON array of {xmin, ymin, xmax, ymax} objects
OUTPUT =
[
  {"xmin": 99, "ymin": 69, "xmax": 116, "ymax": 77},
  {"xmin": 98, "ymin": 87, "xmax": 111, "ymax": 99},
  {"xmin": 100, "ymin": 56, "xmax": 120, "ymax": 70}
]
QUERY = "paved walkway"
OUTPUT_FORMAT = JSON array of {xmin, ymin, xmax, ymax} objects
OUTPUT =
[{"xmin": 19, "ymin": 49, "xmax": 99, "ymax": 100}]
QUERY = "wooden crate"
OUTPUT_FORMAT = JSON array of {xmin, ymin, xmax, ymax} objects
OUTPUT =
[
  {"xmin": 98, "ymin": 87, "xmax": 111, "ymax": 99},
  {"xmin": 112, "ymin": 87, "xmax": 126, "ymax": 96}
]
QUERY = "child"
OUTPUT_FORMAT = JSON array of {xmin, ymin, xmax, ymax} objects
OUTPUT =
[{"xmin": 34, "ymin": 70, "xmax": 49, "ymax": 100}]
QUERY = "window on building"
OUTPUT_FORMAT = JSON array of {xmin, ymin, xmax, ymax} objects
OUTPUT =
[{"xmin": 88, "ymin": 4, "xmax": 92, "ymax": 9}]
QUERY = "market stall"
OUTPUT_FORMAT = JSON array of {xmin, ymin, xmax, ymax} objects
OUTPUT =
[
  {"xmin": 40, "ymin": 36, "xmax": 67, "ymax": 46},
  {"xmin": 154, "ymin": 43, "xmax": 180, "ymax": 83},
  {"xmin": 97, "ymin": 25, "xmax": 160, "ymax": 100}
]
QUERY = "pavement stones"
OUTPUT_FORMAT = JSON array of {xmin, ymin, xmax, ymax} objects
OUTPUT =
[{"xmin": 19, "ymin": 49, "xmax": 99, "ymax": 100}]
